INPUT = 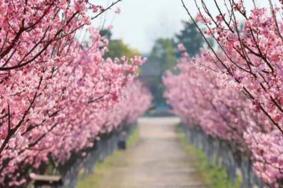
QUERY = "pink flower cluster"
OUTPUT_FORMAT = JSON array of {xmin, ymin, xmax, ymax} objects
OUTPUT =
[
  {"xmin": 166, "ymin": 0, "xmax": 283, "ymax": 186},
  {"xmin": 0, "ymin": 0, "xmax": 151, "ymax": 187}
]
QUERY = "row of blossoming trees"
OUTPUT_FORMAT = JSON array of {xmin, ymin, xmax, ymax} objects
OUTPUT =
[
  {"xmin": 0, "ymin": 0, "xmax": 151, "ymax": 187},
  {"xmin": 164, "ymin": 0, "xmax": 283, "ymax": 187}
]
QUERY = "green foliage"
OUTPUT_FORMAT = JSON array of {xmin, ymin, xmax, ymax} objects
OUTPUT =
[
  {"xmin": 106, "ymin": 39, "xmax": 140, "ymax": 59},
  {"xmin": 148, "ymin": 38, "xmax": 177, "ymax": 72},
  {"xmin": 100, "ymin": 29, "xmax": 112, "ymax": 40},
  {"xmin": 144, "ymin": 38, "xmax": 177, "ymax": 106},
  {"xmin": 100, "ymin": 29, "xmax": 140, "ymax": 59},
  {"xmin": 177, "ymin": 126, "xmax": 242, "ymax": 188},
  {"xmin": 175, "ymin": 21, "xmax": 204, "ymax": 57}
]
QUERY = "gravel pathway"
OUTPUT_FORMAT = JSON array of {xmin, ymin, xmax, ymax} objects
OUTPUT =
[{"xmin": 96, "ymin": 117, "xmax": 206, "ymax": 188}]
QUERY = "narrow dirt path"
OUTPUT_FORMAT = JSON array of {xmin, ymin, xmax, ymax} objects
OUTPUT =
[{"xmin": 96, "ymin": 117, "xmax": 206, "ymax": 188}]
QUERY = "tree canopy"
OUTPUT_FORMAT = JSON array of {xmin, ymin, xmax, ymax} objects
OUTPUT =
[{"xmin": 175, "ymin": 21, "xmax": 204, "ymax": 57}]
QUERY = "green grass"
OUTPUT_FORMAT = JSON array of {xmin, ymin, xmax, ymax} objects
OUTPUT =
[
  {"xmin": 127, "ymin": 127, "xmax": 140, "ymax": 147},
  {"xmin": 76, "ymin": 127, "xmax": 140, "ymax": 188},
  {"xmin": 176, "ymin": 126, "xmax": 242, "ymax": 188}
]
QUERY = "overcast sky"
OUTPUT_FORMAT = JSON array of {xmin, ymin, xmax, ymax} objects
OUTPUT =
[
  {"xmin": 92, "ymin": 0, "xmax": 270, "ymax": 54},
  {"xmin": 93, "ymin": 0, "xmax": 189, "ymax": 53}
]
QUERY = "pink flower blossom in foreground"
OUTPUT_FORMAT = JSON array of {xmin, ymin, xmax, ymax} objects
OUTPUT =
[{"xmin": 0, "ymin": 1, "xmax": 151, "ymax": 186}]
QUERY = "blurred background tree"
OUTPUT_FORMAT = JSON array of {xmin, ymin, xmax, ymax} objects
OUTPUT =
[
  {"xmin": 100, "ymin": 22, "xmax": 204, "ymax": 114},
  {"xmin": 175, "ymin": 21, "xmax": 204, "ymax": 57},
  {"xmin": 100, "ymin": 29, "xmax": 140, "ymax": 58},
  {"xmin": 140, "ymin": 38, "xmax": 177, "ymax": 108},
  {"xmin": 149, "ymin": 38, "xmax": 177, "ymax": 72},
  {"xmin": 139, "ymin": 21, "xmax": 205, "ymax": 113},
  {"xmin": 106, "ymin": 40, "xmax": 140, "ymax": 58}
]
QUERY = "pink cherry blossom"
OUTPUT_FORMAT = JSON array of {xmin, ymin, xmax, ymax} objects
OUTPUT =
[
  {"xmin": 0, "ymin": 1, "xmax": 150, "ymax": 186},
  {"xmin": 167, "ymin": 0, "xmax": 283, "ymax": 186}
]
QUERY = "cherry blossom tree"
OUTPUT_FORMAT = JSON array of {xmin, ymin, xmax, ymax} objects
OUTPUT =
[
  {"xmin": 0, "ymin": 0, "xmax": 151, "ymax": 187},
  {"xmin": 165, "ymin": 0, "xmax": 283, "ymax": 186}
]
